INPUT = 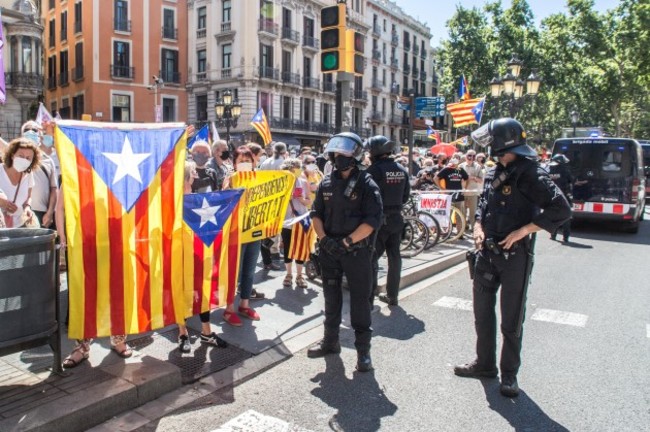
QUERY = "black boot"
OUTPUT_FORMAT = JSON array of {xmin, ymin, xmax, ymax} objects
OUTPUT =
[
  {"xmin": 454, "ymin": 360, "xmax": 498, "ymax": 378},
  {"xmin": 378, "ymin": 294, "xmax": 398, "ymax": 306},
  {"xmin": 307, "ymin": 340, "xmax": 341, "ymax": 358},
  {"xmin": 356, "ymin": 352, "xmax": 373, "ymax": 372},
  {"xmin": 500, "ymin": 375, "xmax": 519, "ymax": 397}
]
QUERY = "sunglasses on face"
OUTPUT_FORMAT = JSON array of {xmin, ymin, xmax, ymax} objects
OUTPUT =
[
  {"xmin": 304, "ymin": 161, "xmax": 315, "ymax": 165},
  {"xmin": 24, "ymin": 128, "xmax": 40, "ymax": 133}
]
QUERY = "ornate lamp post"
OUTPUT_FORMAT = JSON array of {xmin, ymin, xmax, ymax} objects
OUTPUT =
[
  {"xmin": 570, "ymin": 109, "xmax": 580, "ymax": 137},
  {"xmin": 214, "ymin": 89, "xmax": 242, "ymax": 146},
  {"xmin": 489, "ymin": 55, "xmax": 541, "ymax": 117}
]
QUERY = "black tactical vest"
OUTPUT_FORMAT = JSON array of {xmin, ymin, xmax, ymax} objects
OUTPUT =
[
  {"xmin": 368, "ymin": 158, "xmax": 408, "ymax": 212},
  {"xmin": 320, "ymin": 169, "xmax": 371, "ymax": 237}
]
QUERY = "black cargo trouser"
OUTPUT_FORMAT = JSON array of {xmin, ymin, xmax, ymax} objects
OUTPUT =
[
  {"xmin": 472, "ymin": 245, "xmax": 529, "ymax": 377},
  {"xmin": 320, "ymin": 246, "xmax": 374, "ymax": 354},
  {"xmin": 372, "ymin": 214, "xmax": 404, "ymax": 299}
]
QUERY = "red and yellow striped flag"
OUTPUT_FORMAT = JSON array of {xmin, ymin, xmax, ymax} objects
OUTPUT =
[
  {"xmin": 56, "ymin": 121, "xmax": 187, "ymax": 339},
  {"xmin": 251, "ymin": 108, "xmax": 273, "ymax": 145},
  {"xmin": 447, "ymin": 97, "xmax": 485, "ymax": 128},
  {"xmin": 288, "ymin": 216, "xmax": 317, "ymax": 262}
]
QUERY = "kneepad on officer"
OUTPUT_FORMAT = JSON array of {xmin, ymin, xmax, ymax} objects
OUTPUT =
[
  {"xmin": 454, "ymin": 118, "xmax": 571, "ymax": 397},
  {"xmin": 308, "ymin": 132, "xmax": 383, "ymax": 372},
  {"xmin": 365, "ymin": 136, "xmax": 410, "ymax": 306}
]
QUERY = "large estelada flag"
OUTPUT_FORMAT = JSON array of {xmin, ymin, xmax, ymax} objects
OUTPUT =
[
  {"xmin": 447, "ymin": 97, "xmax": 485, "ymax": 128},
  {"xmin": 229, "ymin": 171, "xmax": 295, "ymax": 244},
  {"xmin": 251, "ymin": 108, "xmax": 272, "ymax": 145},
  {"xmin": 56, "ymin": 120, "xmax": 187, "ymax": 339}
]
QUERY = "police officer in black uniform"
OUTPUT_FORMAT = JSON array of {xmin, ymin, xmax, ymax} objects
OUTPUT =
[
  {"xmin": 454, "ymin": 118, "xmax": 571, "ymax": 397},
  {"xmin": 365, "ymin": 136, "xmax": 410, "ymax": 306},
  {"xmin": 548, "ymin": 154, "xmax": 573, "ymax": 242},
  {"xmin": 308, "ymin": 132, "xmax": 384, "ymax": 372}
]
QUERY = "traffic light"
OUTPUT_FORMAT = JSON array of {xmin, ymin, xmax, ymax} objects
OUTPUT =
[
  {"xmin": 320, "ymin": 3, "xmax": 347, "ymax": 73},
  {"xmin": 346, "ymin": 30, "xmax": 364, "ymax": 75}
]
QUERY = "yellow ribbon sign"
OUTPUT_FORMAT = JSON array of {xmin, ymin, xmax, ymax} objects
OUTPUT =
[{"xmin": 230, "ymin": 171, "xmax": 295, "ymax": 244}]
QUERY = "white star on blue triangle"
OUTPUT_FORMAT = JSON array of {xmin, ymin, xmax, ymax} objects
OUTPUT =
[
  {"xmin": 184, "ymin": 190, "xmax": 244, "ymax": 247},
  {"xmin": 102, "ymin": 136, "xmax": 151, "ymax": 185},
  {"xmin": 192, "ymin": 198, "xmax": 221, "ymax": 228}
]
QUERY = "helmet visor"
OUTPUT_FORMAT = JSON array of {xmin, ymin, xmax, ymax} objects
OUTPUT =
[
  {"xmin": 471, "ymin": 123, "xmax": 493, "ymax": 148},
  {"xmin": 324, "ymin": 136, "xmax": 359, "ymax": 157}
]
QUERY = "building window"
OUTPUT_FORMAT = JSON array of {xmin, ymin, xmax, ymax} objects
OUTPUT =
[
  {"xmin": 161, "ymin": 49, "xmax": 179, "ymax": 83},
  {"xmin": 112, "ymin": 94, "xmax": 131, "ymax": 122},
  {"xmin": 162, "ymin": 9, "xmax": 176, "ymax": 39},
  {"xmin": 73, "ymin": 42, "xmax": 84, "ymax": 80},
  {"xmin": 322, "ymin": 103, "xmax": 330, "ymax": 124},
  {"xmin": 222, "ymin": 44, "xmax": 232, "ymax": 69},
  {"xmin": 59, "ymin": 50, "xmax": 69, "ymax": 86},
  {"xmin": 197, "ymin": 49, "xmax": 206, "ymax": 73},
  {"xmin": 196, "ymin": 95, "xmax": 208, "ymax": 121},
  {"xmin": 112, "ymin": 41, "xmax": 131, "ymax": 77},
  {"xmin": 197, "ymin": 6, "xmax": 206, "ymax": 29},
  {"xmin": 162, "ymin": 98, "xmax": 176, "ymax": 122},
  {"xmin": 61, "ymin": 11, "xmax": 68, "ymax": 42},
  {"xmin": 60, "ymin": 98, "xmax": 70, "ymax": 119},
  {"xmin": 302, "ymin": 98, "xmax": 312, "ymax": 122},
  {"xmin": 114, "ymin": 0, "xmax": 130, "ymax": 32},
  {"xmin": 47, "ymin": 55, "xmax": 57, "ymax": 89},
  {"xmin": 22, "ymin": 37, "xmax": 32, "ymax": 73},
  {"xmin": 49, "ymin": 19, "xmax": 55, "ymax": 48},
  {"xmin": 282, "ymin": 96, "xmax": 291, "ymax": 119},
  {"xmin": 74, "ymin": 2, "xmax": 82, "ymax": 33},
  {"xmin": 72, "ymin": 94, "xmax": 85, "ymax": 119},
  {"xmin": 223, "ymin": 0, "xmax": 231, "ymax": 22},
  {"xmin": 259, "ymin": 91, "xmax": 271, "ymax": 117}
]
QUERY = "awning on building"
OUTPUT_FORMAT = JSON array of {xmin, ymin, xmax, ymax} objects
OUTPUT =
[{"xmin": 271, "ymin": 133, "xmax": 302, "ymax": 149}]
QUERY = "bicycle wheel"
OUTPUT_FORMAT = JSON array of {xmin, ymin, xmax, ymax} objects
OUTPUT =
[
  {"xmin": 446, "ymin": 206, "xmax": 467, "ymax": 242},
  {"xmin": 400, "ymin": 216, "xmax": 429, "ymax": 258},
  {"xmin": 417, "ymin": 210, "xmax": 441, "ymax": 249}
]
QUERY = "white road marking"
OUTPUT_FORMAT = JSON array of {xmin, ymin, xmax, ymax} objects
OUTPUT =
[
  {"xmin": 212, "ymin": 409, "xmax": 313, "ymax": 432},
  {"xmin": 432, "ymin": 296, "xmax": 473, "ymax": 311},
  {"xmin": 530, "ymin": 308, "xmax": 588, "ymax": 327}
]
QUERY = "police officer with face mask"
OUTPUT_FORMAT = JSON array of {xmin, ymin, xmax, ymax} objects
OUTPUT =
[
  {"xmin": 454, "ymin": 118, "xmax": 571, "ymax": 397},
  {"xmin": 308, "ymin": 132, "xmax": 383, "ymax": 372},
  {"xmin": 365, "ymin": 136, "xmax": 410, "ymax": 306}
]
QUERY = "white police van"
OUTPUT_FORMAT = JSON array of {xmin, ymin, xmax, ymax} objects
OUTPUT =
[{"xmin": 552, "ymin": 137, "xmax": 646, "ymax": 233}]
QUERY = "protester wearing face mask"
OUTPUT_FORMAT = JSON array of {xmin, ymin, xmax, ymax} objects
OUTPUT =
[
  {"xmin": 302, "ymin": 155, "xmax": 323, "ymax": 204},
  {"xmin": 21, "ymin": 121, "xmax": 58, "ymax": 228},
  {"xmin": 0, "ymin": 138, "xmax": 41, "ymax": 228},
  {"xmin": 190, "ymin": 141, "xmax": 219, "ymax": 193},
  {"xmin": 208, "ymin": 139, "xmax": 231, "ymax": 190}
]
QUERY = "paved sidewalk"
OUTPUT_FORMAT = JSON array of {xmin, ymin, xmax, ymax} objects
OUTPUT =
[{"xmin": 0, "ymin": 240, "xmax": 470, "ymax": 432}]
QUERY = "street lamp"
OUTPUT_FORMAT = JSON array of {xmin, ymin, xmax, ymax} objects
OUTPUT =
[
  {"xmin": 147, "ymin": 75, "xmax": 164, "ymax": 122},
  {"xmin": 214, "ymin": 89, "xmax": 241, "ymax": 146},
  {"xmin": 489, "ymin": 55, "xmax": 541, "ymax": 117},
  {"xmin": 570, "ymin": 109, "xmax": 580, "ymax": 137}
]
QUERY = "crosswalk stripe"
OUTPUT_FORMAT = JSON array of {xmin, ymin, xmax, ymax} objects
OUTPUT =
[
  {"xmin": 530, "ymin": 308, "xmax": 588, "ymax": 327},
  {"xmin": 432, "ymin": 296, "xmax": 473, "ymax": 311},
  {"xmin": 212, "ymin": 409, "xmax": 313, "ymax": 432}
]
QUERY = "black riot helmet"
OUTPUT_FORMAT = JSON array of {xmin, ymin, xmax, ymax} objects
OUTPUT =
[
  {"xmin": 471, "ymin": 117, "xmax": 537, "ymax": 157},
  {"xmin": 365, "ymin": 135, "xmax": 397, "ymax": 158},
  {"xmin": 324, "ymin": 132, "xmax": 365, "ymax": 162}
]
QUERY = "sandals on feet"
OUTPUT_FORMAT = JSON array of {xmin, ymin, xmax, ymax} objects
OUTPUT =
[
  {"xmin": 238, "ymin": 306, "xmax": 260, "ymax": 321},
  {"xmin": 62, "ymin": 345, "xmax": 89, "ymax": 369},
  {"xmin": 111, "ymin": 344, "xmax": 133, "ymax": 358},
  {"xmin": 223, "ymin": 310, "xmax": 243, "ymax": 326},
  {"xmin": 295, "ymin": 275, "xmax": 308, "ymax": 288},
  {"xmin": 283, "ymin": 274, "xmax": 293, "ymax": 287}
]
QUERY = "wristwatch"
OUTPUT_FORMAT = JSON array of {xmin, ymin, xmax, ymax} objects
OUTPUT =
[{"xmin": 345, "ymin": 236, "xmax": 354, "ymax": 247}]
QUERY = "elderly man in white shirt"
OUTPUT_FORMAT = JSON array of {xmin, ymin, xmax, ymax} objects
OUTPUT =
[{"xmin": 459, "ymin": 149, "xmax": 484, "ymax": 231}]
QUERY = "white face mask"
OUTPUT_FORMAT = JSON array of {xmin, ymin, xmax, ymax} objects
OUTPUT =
[
  {"xmin": 13, "ymin": 156, "xmax": 31, "ymax": 173},
  {"xmin": 306, "ymin": 164, "xmax": 318, "ymax": 172},
  {"xmin": 236, "ymin": 162, "xmax": 253, "ymax": 172},
  {"xmin": 42, "ymin": 135, "xmax": 54, "ymax": 148},
  {"xmin": 23, "ymin": 130, "xmax": 40, "ymax": 144}
]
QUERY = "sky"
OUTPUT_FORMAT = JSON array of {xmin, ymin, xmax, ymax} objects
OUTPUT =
[{"xmin": 396, "ymin": 0, "xmax": 622, "ymax": 46}]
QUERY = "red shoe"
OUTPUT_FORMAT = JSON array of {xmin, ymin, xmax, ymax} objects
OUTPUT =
[
  {"xmin": 238, "ymin": 306, "xmax": 260, "ymax": 321},
  {"xmin": 223, "ymin": 310, "xmax": 243, "ymax": 327}
]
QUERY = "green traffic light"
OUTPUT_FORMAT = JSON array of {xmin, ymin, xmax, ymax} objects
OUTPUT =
[{"xmin": 322, "ymin": 52, "xmax": 339, "ymax": 71}]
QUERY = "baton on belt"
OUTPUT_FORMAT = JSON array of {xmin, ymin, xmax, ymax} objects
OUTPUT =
[{"xmin": 516, "ymin": 232, "xmax": 536, "ymax": 338}]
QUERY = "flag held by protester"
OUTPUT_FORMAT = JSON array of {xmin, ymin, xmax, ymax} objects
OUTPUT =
[
  {"xmin": 187, "ymin": 124, "xmax": 209, "ymax": 150},
  {"xmin": 285, "ymin": 213, "xmax": 317, "ymax": 262},
  {"xmin": 458, "ymin": 74, "xmax": 471, "ymax": 101},
  {"xmin": 35, "ymin": 103, "xmax": 54, "ymax": 125},
  {"xmin": 55, "ymin": 120, "xmax": 187, "ymax": 339},
  {"xmin": 251, "ymin": 109, "xmax": 272, "ymax": 145},
  {"xmin": 182, "ymin": 189, "xmax": 244, "ymax": 316},
  {"xmin": 427, "ymin": 127, "xmax": 441, "ymax": 144},
  {"xmin": 396, "ymin": 96, "xmax": 410, "ymax": 111},
  {"xmin": 447, "ymin": 97, "xmax": 485, "ymax": 128},
  {"xmin": 210, "ymin": 121, "xmax": 220, "ymax": 143}
]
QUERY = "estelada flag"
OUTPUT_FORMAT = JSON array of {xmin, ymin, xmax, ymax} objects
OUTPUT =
[
  {"xmin": 55, "ymin": 120, "xmax": 187, "ymax": 339},
  {"xmin": 182, "ymin": 190, "xmax": 244, "ymax": 316},
  {"xmin": 447, "ymin": 97, "xmax": 485, "ymax": 128},
  {"xmin": 286, "ymin": 213, "xmax": 317, "ymax": 263},
  {"xmin": 251, "ymin": 108, "xmax": 272, "ymax": 145},
  {"xmin": 229, "ymin": 170, "xmax": 295, "ymax": 244}
]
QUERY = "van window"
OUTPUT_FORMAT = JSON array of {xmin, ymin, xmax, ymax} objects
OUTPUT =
[{"xmin": 602, "ymin": 150, "xmax": 622, "ymax": 172}]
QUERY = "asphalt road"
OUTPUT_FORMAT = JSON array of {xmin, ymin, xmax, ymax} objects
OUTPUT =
[{"xmin": 135, "ymin": 216, "xmax": 650, "ymax": 432}]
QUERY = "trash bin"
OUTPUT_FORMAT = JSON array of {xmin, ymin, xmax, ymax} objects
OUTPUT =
[{"xmin": 0, "ymin": 228, "xmax": 62, "ymax": 373}]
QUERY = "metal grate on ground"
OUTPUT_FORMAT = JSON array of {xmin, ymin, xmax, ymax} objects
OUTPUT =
[{"xmin": 126, "ymin": 327, "xmax": 252, "ymax": 384}]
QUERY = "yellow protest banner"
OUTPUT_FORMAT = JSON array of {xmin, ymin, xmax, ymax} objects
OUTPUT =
[{"xmin": 230, "ymin": 171, "xmax": 295, "ymax": 244}]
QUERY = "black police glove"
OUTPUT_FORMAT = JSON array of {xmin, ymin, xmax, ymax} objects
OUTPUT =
[{"xmin": 319, "ymin": 237, "xmax": 346, "ymax": 257}]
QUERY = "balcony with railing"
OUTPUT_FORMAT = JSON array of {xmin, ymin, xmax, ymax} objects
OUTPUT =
[
  {"xmin": 74, "ymin": 20, "xmax": 82, "ymax": 33},
  {"xmin": 323, "ymin": 81, "xmax": 336, "ymax": 93},
  {"xmin": 196, "ymin": 71, "xmax": 207, "ymax": 81},
  {"xmin": 371, "ymin": 78, "xmax": 383, "ymax": 91},
  {"xmin": 372, "ymin": 23, "xmax": 381, "ymax": 36},
  {"xmin": 271, "ymin": 117, "xmax": 336, "ymax": 135},
  {"xmin": 47, "ymin": 75, "xmax": 56, "ymax": 90},
  {"xmin": 412, "ymin": 65, "xmax": 418, "ymax": 76},
  {"xmin": 390, "ymin": 83, "xmax": 400, "ymax": 95},
  {"xmin": 370, "ymin": 110, "xmax": 385, "ymax": 122},
  {"xmin": 303, "ymin": 76, "xmax": 321, "ymax": 90},
  {"xmin": 258, "ymin": 18, "xmax": 279, "ymax": 36},
  {"xmin": 281, "ymin": 27, "xmax": 300, "ymax": 44},
  {"xmin": 259, "ymin": 66, "xmax": 279, "ymax": 80},
  {"xmin": 160, "ymin": 70, "xmax": 181, "ymax": 84},
  {"xmin": 413, "ymin": 45, "xmax": 420, "ymax": 56},
  {"xmin": 221, "ymin": 68, "xmax": 232, "ymax": 79},
  {"xmin": 351, "ymin": 89, "xmax": 368, "ymax": 101},
  {"xmin": 221, "ymin": 22, "xmax": 233, "ymax": 33},
  {"xmin": 420, "ymin": 71, "xmax": 427, "ymax": 81},
  {"xmin": 282, "ymin": 71, "xmax": 301, "ymax": 86},
  {"xmin": 197, "ymin": 28, "xmax": 206, "ymax": 38},
  {"xmin": 420, "ymin": 49, "xmax": 427, "ymax": 59},
  {"xmin": 4, "ymin": 72, "xmax": 43, "ymax": 89},
  {"xmin": 72, "ymin": 66, "xmax": 84, "ymax": 82},
  {"xmin": 114, "ymin": 19, "xmax": 131, "ymax": 32},
  {"xmin": 162, "ymin": 26, "xmax": 178, "ymax": 40},
  {"xmin": 111, "ymin": 64, "xmax": 134, "ymax": 79},
  {"xmin": 404, "ymin": 62, "xmax": 410, "ymax": 74},
  {"xmin": 404, "ymin": 41, "xmax": 411, "ymax": 52},
  {"xmin": 302, "ymin": 35, "xmax": 319, "ymax": 51},
  {"xmin": 372, "ymin": 49, "xmax": 381, "ymax": 61},
  {"xmin": 390, "ymin": 58, "xmax": 398, "ymax": 69},
  {"xmin": 388, "ymin": 113, "xmax": 402, "ymax": 125}
]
